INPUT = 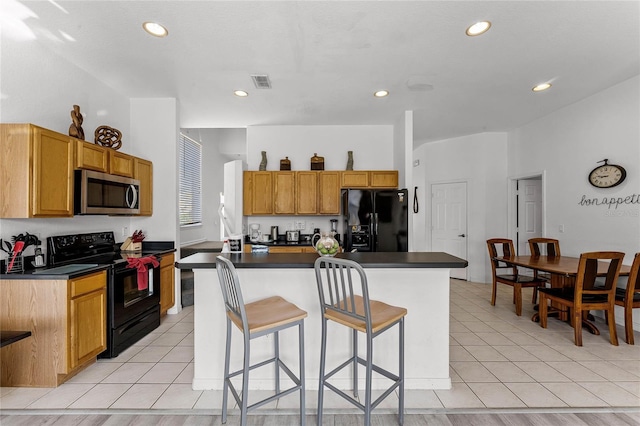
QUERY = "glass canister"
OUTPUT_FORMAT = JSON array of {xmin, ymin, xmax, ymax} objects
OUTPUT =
[{"xmin": 312, "ymin": 232, "xmax": 340, "ymax": 257}]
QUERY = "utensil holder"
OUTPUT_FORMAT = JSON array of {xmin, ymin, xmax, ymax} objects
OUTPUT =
[{"xmin": 5, "ymin": 254, "xmax": 24, "ymax": 274}]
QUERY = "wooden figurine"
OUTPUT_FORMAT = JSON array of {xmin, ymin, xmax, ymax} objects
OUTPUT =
[{"xmin": 69, "ymin": 105, "xmax": 85, "ymax": 140}]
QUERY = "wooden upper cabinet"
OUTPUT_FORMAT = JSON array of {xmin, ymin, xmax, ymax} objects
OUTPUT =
[
  {"xmin": 341, "ymin": 171, "xmax": 369, "ymax": 188},
  {"xmin": 75, "ymin": 140, "xmax": 108, "ymax": 172},
  {"xmin": 108, "ymin": 150, "xmax": 135, "ymax": 178},
  {"xmin": 274, "ymin": 171, "xmax": 296, "ymax": 214},
  {"xmin": 370, "ymin": 170, "xmax": 398, "ymax": 188},
  {"xmin": 318, "ymin": 171, "xmax": 340, "ymax": 214},
  {"xmin": 296, "ymin": 171, "xmax": 319, "ymax": 215},
  {"xmin": 244, "ymin": 171, "xmax": 273, "ymax": 215},
  {"xmin": 0, "ymin": 123, "xmax": 74, "ymax": 218},
  {"xmin": 341, "ymin": 170, "xmax": 398, "ymax": 189},
  {"xmin": 134, "ymin": 157, "xmax": 153, "ymax": 216}
]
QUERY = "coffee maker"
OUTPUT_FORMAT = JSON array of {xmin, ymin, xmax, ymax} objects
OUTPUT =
[{"xmin": 249, "ymin": 223, "xmax": 261, "ymax": 242}]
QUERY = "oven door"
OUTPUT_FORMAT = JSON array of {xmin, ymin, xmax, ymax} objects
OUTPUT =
[{"xmin": 112, "ymin": 262, "xmax": 160, "ymax": 328}]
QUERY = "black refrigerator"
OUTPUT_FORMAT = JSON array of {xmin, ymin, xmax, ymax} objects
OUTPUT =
[{"xmin": 342, "ymin": 188, "xmax": 408, "ymax": 252}]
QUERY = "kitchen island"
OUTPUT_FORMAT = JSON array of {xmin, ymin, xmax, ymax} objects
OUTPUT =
[{"xmin": 176, "ymin": 252, "xmax": 467, "ymax": 391}]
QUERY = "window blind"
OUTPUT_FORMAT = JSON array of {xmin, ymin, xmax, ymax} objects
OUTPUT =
[{"xmin": 179, "ymin": 134, "xmax": 202, "ymax": 226}]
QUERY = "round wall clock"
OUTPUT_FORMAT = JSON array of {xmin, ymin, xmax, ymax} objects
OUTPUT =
[{"xmin": 588, "ymin": 159, "xmax": 626, "ymax": 188}]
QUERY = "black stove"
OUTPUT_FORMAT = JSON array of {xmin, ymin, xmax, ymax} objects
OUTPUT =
[
  {"xmin": 46, "ymin": 231, "xmax": 161, "ymax": 358},
  {"xmin": 47, "ymin": 231, "xmax": 123, "ymax": 266}
]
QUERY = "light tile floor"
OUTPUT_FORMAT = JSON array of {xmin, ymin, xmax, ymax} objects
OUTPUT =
[{"xmin": 1, "ymin": 279, "xmax": 639, "ymax": 413}]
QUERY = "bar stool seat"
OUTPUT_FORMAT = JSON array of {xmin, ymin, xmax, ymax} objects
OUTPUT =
[
  {"xmin": 325, "ymin": 295, "xmax": 407, "ymax": 333},
  {"xmin": 216, "ymin": 256, "xmax": 307, "ymax": 426},
  {"xmin": 315, "ymin": 257, "xmax": 406, "ymax": 426},
  {"xmin": 229, "ymin": 295, "xmax": 307, "ymax": 333}
]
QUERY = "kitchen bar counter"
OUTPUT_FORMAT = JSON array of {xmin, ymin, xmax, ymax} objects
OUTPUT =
[
  {"xmin": 177, "ymin": 251, "xmax": 467, "ymax": 269},
  {"xmin": 178, "ymin": 251, "xmax": 467, "ymax": 393}
]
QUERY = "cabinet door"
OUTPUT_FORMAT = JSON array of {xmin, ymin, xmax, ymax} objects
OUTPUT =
[
  {"xmin": 341, "ymin": 171, "xmax": 369, "ymax": 188},
  {"xmin": 274, "ymin": 172, "xmax": 296, "ymax": 214},
  {"xmin": 75, "ymin": 140, "xmax": 108, "ymax": 172},
  {"xmin": 269, "ymin": 246, "xmax": 305, "ymax": 253},
  {"xmin": 32, "ymin": 126, "xmax": 74, "ymax": 217},
  {"xmin": 319, "ymin": 171, "xmax": 340, "ymax": 214},
  {"xmin": 160, "ymin": 254, "xmax": 175, "ymax": 316},
  {"xmin": 296, "ymin": 171, "xmax": 318, "ymax": 214},
  {"xmin": 370, "ymin": 170, "xmax": 398, "ymax": 188},
  {"xmin": 245, "ymin": 172, "xmax": 273, "ymax": 215},
  {"xmin": 135, "ymin": 158, "xmax": 153, "ymax": 216},
  {"xmin": 68, "ymin": 270, "xmax": 107, "ymax": 370},
  {"xmin": 109, "ymin": 151, "xmax": 135, "ymax": 177}
]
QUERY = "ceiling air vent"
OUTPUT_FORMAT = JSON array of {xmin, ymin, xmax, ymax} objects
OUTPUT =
[{"xmin": 251, "ymin": 75, "xmax": 272, "ymax": 89}]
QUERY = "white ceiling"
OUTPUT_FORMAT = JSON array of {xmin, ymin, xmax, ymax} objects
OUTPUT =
[{"xmin": 5, "ymin": 1, "xmax": 640, "ymax": 145}]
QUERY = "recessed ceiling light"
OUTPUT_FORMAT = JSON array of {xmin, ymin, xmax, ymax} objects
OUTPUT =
[
  {"xmin": 234, "ymin": 90, "xmax": 249, "ymax": 97},
  {"xmin": 532, "ymin": 83, "xmax": 552, "ymax": 92},
  {"xmin": 466, "ymin": 21, "xmax": 491, "ymax": 36},
  {"xmin": 374, "ymin": 90, "xmax": 389, "ymax": 98},
  {"xmin": 142, "ymin": 22, "xmax": 168, "ymax": 37}
]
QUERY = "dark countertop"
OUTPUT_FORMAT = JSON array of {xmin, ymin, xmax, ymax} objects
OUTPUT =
[
  {"xmin": 1, "ymin": 247, "xmax": 176, "ymax": 280},
  {"xmin": 246, "ymin": 239, "xmax": 314, "ymax": 247},
  {"xmin": 176, "ymin": 251, "xmax": 468, "ymax": 269},
  {"xmin": 0, "ymin": 330, "xmax": 32, "ymax": 348},
  {"xmin": 181, "ymin": 241, "xmax": 224, "ymax": 258}
]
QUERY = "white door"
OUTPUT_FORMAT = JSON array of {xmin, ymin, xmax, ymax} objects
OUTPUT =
[
  {"xmin": 517, "ymin": 178, "xmax": 542, "ymax": 255},
  {"xmin": 431, "ymin": 182, "xmax": 467, "ymax": 280}
]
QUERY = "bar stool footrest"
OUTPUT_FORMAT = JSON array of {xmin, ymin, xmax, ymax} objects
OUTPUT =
[
  {"xmin": 322, "ymin": 355, "xmax": 401, "ymax": 411},
  {"xmin": 226, "ymin": 357, "xmax": 303, "ymax": 412}
]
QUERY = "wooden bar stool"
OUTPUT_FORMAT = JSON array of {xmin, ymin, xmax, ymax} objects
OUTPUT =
[
  {"xmin": 314, "ymin": 257, "xmax": 406, "ymax": 426},
  {"xmin": 215, "ymin": 256, "xmax": 307, "ymax": 426}
]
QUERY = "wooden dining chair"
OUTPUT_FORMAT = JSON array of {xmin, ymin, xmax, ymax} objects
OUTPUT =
[
  {"xmin": 487, "ymin": 239, "xmax": 546, "ymax": 316},
  {"xmin": 528, "ymin": 238, "xmax": 561, "ymax": 302},
  {"xmin": 614, "ymin": 252, "xmax": 640, "ymax": 344},
  {"xmin": 539, "ymin": 251, "xmax": 624, "ymax": 346}
]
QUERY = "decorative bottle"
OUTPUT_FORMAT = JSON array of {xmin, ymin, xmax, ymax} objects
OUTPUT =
[
  {"xmin": 259, "ymin": 151, "xmax": 267, "ymax": 171},
  {"xmin": 346, "ymin": 151, "xmax": 354, "ymax": 170}
]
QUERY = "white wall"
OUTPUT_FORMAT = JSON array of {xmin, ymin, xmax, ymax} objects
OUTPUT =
[
  {"xmin": 246, "ymin": 125, "xmax": 394, "ymax": 171},
  {"xmin": 0, "ymin": 26, "xmax": 137, "ymax": 253},
  {"xmin": 508, "ymin": 75, "xmax": 640, "ymax": 262},
  {"xmin": 413, "ymin": 132, "xmax": 509, "ymax": 283},
  {"xmin": 508, "ymin": 75, "xmax": 640, "ymax": 330},
  {"xmin": 244, "ymin": 125, "xmax": 395, "ymax": 235}
]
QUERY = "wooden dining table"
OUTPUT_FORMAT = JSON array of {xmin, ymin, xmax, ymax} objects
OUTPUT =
[{"xmin": 496, "ymin": 255, "xmax": 631, "ymax": 334}]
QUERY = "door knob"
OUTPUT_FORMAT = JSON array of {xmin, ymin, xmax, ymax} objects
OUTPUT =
[{"xmin": 458, "ymin": 234, "xmax": 466, "ymax": 237}]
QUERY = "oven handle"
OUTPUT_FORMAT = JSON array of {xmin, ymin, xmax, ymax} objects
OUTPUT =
[{"xmin": 117, "ymin": 310, "xmax": 158, "ymax": 335}]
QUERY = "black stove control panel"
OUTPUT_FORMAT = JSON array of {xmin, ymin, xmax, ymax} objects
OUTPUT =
[{"xmin": 47, "ymin": 231, "xmax": 117, "ymax": 266}]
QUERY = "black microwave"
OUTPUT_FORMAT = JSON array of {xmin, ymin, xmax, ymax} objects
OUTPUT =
[{"xmin": 74, "ymin": 170, "xmax": 140, "ymax": 215}]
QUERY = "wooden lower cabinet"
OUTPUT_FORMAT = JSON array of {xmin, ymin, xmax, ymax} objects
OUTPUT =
[
  {"xmin": 0, "ymin": 270, "xmax": 107, "ymax": 387},
  {"xmin": 245, "ymin": 245, "xmax": 316, "ymax": 254},
  {"xmin": 69, "ymin": 273, "xmax": 107, "ymax": 369},
  {"xmin": 160, "ymin": 254, "xmax": 175, "ymax": 316}
]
